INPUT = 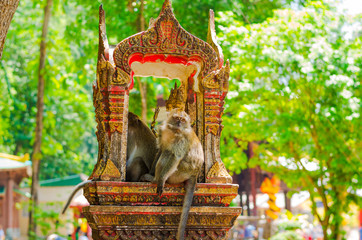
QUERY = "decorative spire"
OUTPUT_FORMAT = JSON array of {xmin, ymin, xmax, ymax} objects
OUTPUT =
[
  {"xmin": 98, "ymin": 5, "xmax": 109, "ymax": 61},
  {"xmin": 166, "ymin": 81, "xmax": 186, "ymax": 111},
  {"xmin": 161, "ymin": 0, "xmax": 173, "ymax": 14},
  {"xmin": 207, "ymin": 10, "xmax": 224, "ymax": 68}
]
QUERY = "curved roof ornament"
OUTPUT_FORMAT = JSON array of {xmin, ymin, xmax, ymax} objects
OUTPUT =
[{"xmin": 113, "ymin": 0, "xmax": 220, "ymax": 80}]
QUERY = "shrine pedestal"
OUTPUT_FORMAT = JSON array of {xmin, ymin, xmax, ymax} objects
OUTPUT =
[{"xmin": 83, "ymin": 182, "xmax": 242, "ymax": 239}]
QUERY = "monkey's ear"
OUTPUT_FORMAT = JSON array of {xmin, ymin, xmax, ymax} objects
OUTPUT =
[{"xmin": 185, "ymin": 113, "xmax": 191, "ymax": 123}]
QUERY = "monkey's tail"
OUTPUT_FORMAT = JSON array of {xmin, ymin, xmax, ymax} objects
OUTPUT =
[
  {"xmin": 177, "ymin": 177, "xmax": 197, "ymax": 240},
  {"xmin": 61, "ymin": 180, "xmax": 92, "ymax": 215}
]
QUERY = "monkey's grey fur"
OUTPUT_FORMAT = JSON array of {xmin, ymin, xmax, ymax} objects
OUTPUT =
[
  {"xmin": 61, "ymin": 112, "xmax": 157, "ymax": 214},
  {"xmin": 126, "ymin": 112, "xmax": 158, "ymax": 182},
  {"xmin": 153, "ymin": 109, "xmax": 204, "ymax": 240}
]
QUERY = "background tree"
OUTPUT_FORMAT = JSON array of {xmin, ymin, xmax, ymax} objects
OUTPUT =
[
  {"xmin": 29, "ymin": 0, "xmax": 53, "ymax": 237},
  {"xmin": 0, "ymin": 0, "xmax": 19, "ymax": 59},
  {"xmin": 1, "ymin": 0, "xmax": 297, "ymax": 179},
  {"xmin": 0, "ymin": 0, "xmax": 99, "ymax": 181},
  {"xmin": 220, "ymin": 1, "xmax": 361, "ymax": 239},
  {"xmin": 0, "ymin": 0, "xmax": 307, "ymax": 190}
]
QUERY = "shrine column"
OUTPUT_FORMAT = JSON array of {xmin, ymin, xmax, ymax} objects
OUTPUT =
[
  {"xmin": 6, "ymin": 175, "xmax": 14, "ymax": 230},
  {"xmin": 202, "ymin": 61, "xmax": 232, "ymax": 184}
]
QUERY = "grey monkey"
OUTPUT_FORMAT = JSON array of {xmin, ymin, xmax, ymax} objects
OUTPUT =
[
  {"xmin": 150, "ymin": 108, "xmax": 204, "ymax": 240},
  {"xmin": 126, "ymin": 112, "xmax": 158, "ymax": 182},
  {"xmin": 61, "ymin": 112, "xmax": 157, "ymax": 214}
]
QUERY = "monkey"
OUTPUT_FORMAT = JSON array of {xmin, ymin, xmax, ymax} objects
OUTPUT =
[
  {"xmin": 61, "ymin": 112, "xmax": 157, "ymax": 214},
  {"xmin": 126, "ymin": 112, "xmax": 158, "ymax": 182},
  {"xmin": 147, "ymin": 108, "xmax": 204, "ymax": 240}
]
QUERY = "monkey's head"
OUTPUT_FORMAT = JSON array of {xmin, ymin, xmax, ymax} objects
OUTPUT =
[{"xmin": 166, "ymin": 109, "xmax": 191, "ymax": 130}]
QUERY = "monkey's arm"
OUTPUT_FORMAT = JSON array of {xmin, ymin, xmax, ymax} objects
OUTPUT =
[
  {"xmin": 149, "ymin": 149, "xmax": 161, "ymax": 176},
  {"xmin": 139, "ymin": 149, "xmax": 161, "ymax": 182},
  {"xmin": 154, "ymin": 150, "xmax": 181, "ymax": 195}
]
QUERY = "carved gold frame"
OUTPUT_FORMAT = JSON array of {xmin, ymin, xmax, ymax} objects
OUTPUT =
[{"xmin": 91, "ymin": 0, "xmax": 232, "ymax": 184}]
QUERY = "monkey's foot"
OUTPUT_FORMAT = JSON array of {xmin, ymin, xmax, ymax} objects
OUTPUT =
[{"xmin": 139, "ymin": 173, "xmax": 154, "ymax": 182}]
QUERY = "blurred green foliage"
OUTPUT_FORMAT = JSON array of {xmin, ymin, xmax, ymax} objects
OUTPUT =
[
  {"xmin": 0, "ymin": 0, "xmax": 294, "ymax": 180},
  {"xmin": 23, "ymin": 201, "xmax": 67, "ymax": 239},
  {"xmin": 271, "ymin": 231, "xmax": 304, "ymax": 240},
  {"xmin": 219, "ymin": 1, "xmax": 361, "ymax": 239},
  {"xmin": 0, "ymin": 0, "xmax": 97, "ymax": 179}
]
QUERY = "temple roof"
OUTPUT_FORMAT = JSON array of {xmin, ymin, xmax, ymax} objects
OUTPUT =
[
  {"xmin": 38, "ymin": 174, "xmax": 87, "ymax": 187},
  {"xmin": 0, "ymin": 153, "xmax": 31, "ymax": 171}
]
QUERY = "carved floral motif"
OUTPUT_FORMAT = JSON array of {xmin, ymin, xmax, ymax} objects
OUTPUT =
[
  {"xmin": 95, "ymin": 229, "xmax": 227, "ymax": 240},
  {"xmin": 114, "ymin": 68, "xmax": 130, "ymax": 85},
  {"xmin": 83, "ymin": 182, "xmax": 238, "ymax": 207},
  {"xmin": 84, "ymin": 204, "xmax": 241, "ymax": 240}
]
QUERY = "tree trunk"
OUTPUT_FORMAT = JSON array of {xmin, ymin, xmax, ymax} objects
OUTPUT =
[
  {"xmin": 137, "ymin": 0, "xmax": 147, "ymax": 122},
  {"xmin": 322, "ymin": 224, "xmax": 328, "ymax": 240},
  {"xmin": 140, "ymin": 0, "xmax": 145, "ymax": 32},
  {"xmin": 330, "ymin": 203, "xmax": 343, "ymax": 240},
  {"xmin": 331, "ymin": 221, "xmax": 341, "ymax": 240},
  {"xmin": 0, "ymin": 0, "xmax": 20, "ymax": 60},
  {"xmin": 136, "ymin": 77, "xmax": 148, "ymax": 122},
  {"xmin": 28, "ymin": 0, "xmax": 53, "ymax": 238}
]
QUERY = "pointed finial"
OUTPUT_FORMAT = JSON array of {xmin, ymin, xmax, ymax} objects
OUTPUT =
[
  {"xmin": 207, "ymin": 9, "xmax": 224, "ymax": 68},
  {"xmin": 98, "ymin": 4, "xmax": 109, "ymax": 60},
  {"xmin": 161, "ymin": 0, "xmax": 173, "ymax": 13},
  {"xmin": 99, "ymin": 5, "xmax": 106, "ymax": 34},
  {"xmin": 207, "ymin": 10, "xmax": 215, "ymax": 43}
]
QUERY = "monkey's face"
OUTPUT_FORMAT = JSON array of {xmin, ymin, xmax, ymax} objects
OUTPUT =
[{"xmin": 168, "ymin": 109, "xmax": 191, "ymax": 130}]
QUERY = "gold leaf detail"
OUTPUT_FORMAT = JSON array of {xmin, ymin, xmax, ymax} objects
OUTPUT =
[
  {"xmin": 206, "ymin": 161, "xmax": 232, "ymax": 183},
  {"xmin": 206, "ymin": 124, "xmax": 219, "ymax": 136},
  {"xmin": 109, "ymin": 122, "xmax": 123, "ymax": 133},
  {"xmin": 100, "ymin": 160, "xmax": 121, "ymax": 181},
  {"xmin": 113, "ymin": 68, "xmax": 130, "ymax": 85}
]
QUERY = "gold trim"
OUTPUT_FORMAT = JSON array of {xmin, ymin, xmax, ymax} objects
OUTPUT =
[
  {"xmin": 100, "ymin": 160, "xmax": 121, "ymax": 180},
  {"xmin": 0, "ymin": 153, "xmax": 29, "ymax": 162}
]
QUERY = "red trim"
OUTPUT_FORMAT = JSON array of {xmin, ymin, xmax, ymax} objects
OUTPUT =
[
  {"xmin": 205, "ymin": 94, "xmax": 221, "ymax": 98},
  {"xmin": 129, "ymin": 71, "xmax": 135, "ymax": 90},
  {"xmin": 127, "ymin": 53, "xmax": 202, "ymax": 91},
  {"xmin": 205, "ymin": 101, "xmax": 220, "ymax": 105},
  {"xmin": 129, "ymin": 53, "xmax": 193, "ymax": 66},
  {"xmin": 109, "ymin": 86, "xmax": 126, "ymax": 93}
]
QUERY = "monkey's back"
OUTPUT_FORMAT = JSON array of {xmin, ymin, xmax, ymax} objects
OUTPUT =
[{"xmin": 127, "ymin": 112, "xmax": 157, "ymax": 171}]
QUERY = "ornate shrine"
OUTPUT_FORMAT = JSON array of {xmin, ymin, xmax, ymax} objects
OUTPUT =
[{"xmin": 83, "ymin": 0, "xmax": 242, "ymax": 239}]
